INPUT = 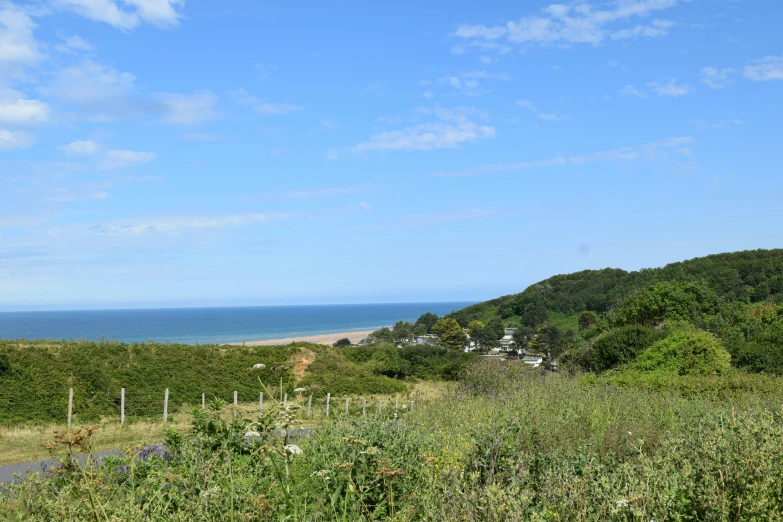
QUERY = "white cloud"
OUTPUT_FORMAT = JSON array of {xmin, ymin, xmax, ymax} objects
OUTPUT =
[
  {"xmin": 422, "ymin": 90, "xmax": 433, "ymax": 98},
  {"xmin": 156, "ymin": 92, "xmax": 216, "ymax": 124},
  {"xmin": 54, "ymin": 0, "xmax": 184, "ymax": 30},
  {"xmin": 43, "ymin": 59, "xmax": 136, "ymax": 104},
  {"xmin": 479, "ymin": 55, "xmax": 495, "ymax": 64},
  {"xmin": 335, "ymin": 106, "xmax": 495, "ymax": 156},
  {"xmin": 0, "ymin": 5, "xmax": 44, "ymax": 70},
  {"xmin": 55, "ymin": 34, "xmax": 95, "ymax": 53},
  {"xmin": 453, "ymin": 0, "xmax": 682, "ymax": 49},
  {"xmin": 0, "ymin": 128, "xmax": 35, "ymax": 150},
  {"xmin": 744, "ymin": 55, "xmax": 783, "ymax": 81},
  {"xmin": 689, "ymin": 119, "xmax": 743, "ymax": 130},
  {"xmin": 92, "ymin": 212, "xmax": 283, "ymax": 236},
  {"xmin": 0, "ymin": 98, "xmax": 51, "ymax": 125},
  {"xmin": 58, "ymin": 140, "xmax": 102, "ymax": 155},
  {"xmin": 99, "ymin": 149, "xmax": 156, "ymax": 170},
  {"xmin": 700, "ymin": 66, "xmax": 735, "ymax": 89},
  {"xmin": 320, "ymin": 119, "xmax": 338, "ymax": 128},
  {"xmin": 230, "ymin": 88, "xmax": 300, "ymax": 115},
  {"xmin": 517, "ymin": 99, "xmax": 563, "ymax": 120},
  {"xmin": 647, "ymin": 78, "xmax": 691, "ymax": 96},
  {"xmin": 432, "ymin": 136, "xmax": 692, "ymax": 176},
  {"xmin": 619, "ymin": 84, "xmax": 646, "ymax": 97},
  {"xmin": 357, "ymin": 209, "xmax": 494, "ymax": 232},
  {"xmin": 181, "ymin": 132, "xmax": 222, "ymax": 142}
]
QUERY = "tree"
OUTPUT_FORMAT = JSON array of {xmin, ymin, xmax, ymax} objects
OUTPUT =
[
  {"xmin": 629, "ymin": 327, "xmax": 731, "ymax": 376},
  {"xmin": 472, "ymin": 326, "xmax": 498, "ymax": 352},
  {"xmin": 586, "ymin": 325, "xmax": 667, "ymax": 372},
  {"xmin": 392, "ymin": 321, "xmax": 413, "ymax": 343},
  {"xmin": 487, "ymin": 317, "xmax": 505, "ymax": 340},
  {"xmin": 333, "ymin": 338, "xmax": 352, "ymax": 348},
  {"xmin": 578, "ymin": 311, "xmax": 599, "ymax": 332},
  {"xmin": 528, "ymin": 324, "xmax": 563, "ymax": 359},
  {"xmin": 366, "ymin": 327, "xmax": 394, "ymax": 345},
  {"xmin": 413, "ymin": 313, "xmax": 440, "ymax": 336},
  {"xmin": 432, "ymin": 318, "xmax": 469, "ymax": 351},
  {"xmin": 512, "ymin": 326, "xmax": 535, "ymax": 352}
]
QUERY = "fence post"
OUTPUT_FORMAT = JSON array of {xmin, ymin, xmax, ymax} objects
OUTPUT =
[
  {"xmin": 345, "ymin": 397, "xmax": 350, "ymax": 414},
  {"xmin": 326, "ymin": 393, "xmax": 331, "ymax": 418},
  {"xmin": 395, "ymin": 397, "xmax": 399, "ymax": 414},
  {"xmin": 202, "ymin": 393, "xmax": 205, "ymax": 410},
  {"xmin": 120, "ymin": 387, "xmax": 125, "ymax": 426},
  {"xmin": 362, "ymin": 398, "xmax": 367, "ymax": 416},
  {"xmin": 163, "ymin": 388, "xmax": 169, "ymax": 424},
  {"xmin": 409, "ymin": 399, "xmax": 414, "ymax": 411},
  {"xmin": 234, "ymin": 391, "xmax": 238, "ymax": 407},
  {"xmin": 67, "ymin": 388, "xmax": 73, "ymax": 429},
  {"xmin": 284, "ymin": 393, "xmax": 288, "ymax": 408},
  {"xmin": 259, "ymin": 392, "xmax": 264, "ymax": 413},
  {"xmin": 307, "ymin": 395, "xmax": 312, "ymax": 418}
]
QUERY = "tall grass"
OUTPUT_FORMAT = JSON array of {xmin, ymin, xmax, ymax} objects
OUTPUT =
[{"xmin": 4, "ymin": 361, "xmax": 783, "ymax": 520}]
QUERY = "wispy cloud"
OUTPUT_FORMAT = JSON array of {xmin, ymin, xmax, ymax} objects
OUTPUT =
[
  {"xmin": 0, "ymin": 129, "xmax": 35, "ymax": 150},
  {"xmin": 98, "ymin": 149, "xmax": 156, "ymax": 170},
  {"xmin": 53, "ymin": 0, "xmax": 185, "ymax": 31},
  {"xmin": 700, "ymin": 66, "xmax": 735, "ymax": 89},
  {"xmin": 356, "ymin": 209, "xmax": 494, "ymax": 232},
  {"xmin": 58, "ymin": 139, "xmax": 103, "ymax": 155},
  {"xmin": 619, "ymin": 84, "xmax": 646, "ymax": 98},
  {"xmin": 55, "ymin": 34, "xmax": 95, "ymax": 53},
  {"xmin": 517, "ymin": 99, "xmax": 563, "ymax": 121},
  {"xmin": 0, "ymin": 4, "xmax": 45, "ymax": 76},
  {"xmin": 434, "ymin": 70, "xmax": 511, "ymax": 97},
  {"xmin": 90, "ymin": 212, "xmax": 287, "ymax": 236},
  {"xmin": 331, "ymin": 106, "xmax": 495, "ymax": 157},
  {"xmin": 647, "ymin": 78, "xmax": 692, "ymax": 96},
  {"xmin": 689, "ymin": 119, "xmax": 744, "ymax": 130},
  {"xmin": 0, "ymin": 98, "xmax": 51, "ymax": 125},
  {"xmin": 432, "ymin": 136, "xmax": 692, "ymax": 176},
  {"xmin": 452, "ymin": 0, "xmax": 682, "ymax": 50},
  {"xmin": 230, "ymin": 88, "xmax": 300, "ymax": 114},
  {"xmin": 744, "ymin": 55, "xmax": 783, "ymax": 81}
]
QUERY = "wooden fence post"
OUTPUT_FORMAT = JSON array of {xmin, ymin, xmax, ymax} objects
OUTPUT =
[
  {"xmin": 284, "ymin": 393, "xmax": 288, "ymax": 408},
  {"xmin": 345, "ymin": 398, "xmax": 350, "ymax": 414},
  {"xmin": 67, "ymin": 388, "xmax": 73, "ymax": 429},
  {"xmin": 259, "ymin": 392, "xmax": 264, "ymax": 413},
  {"xmin": 202, "ymin": 393, "xmax": 205, "ymax": 410},
  {"xmin": 307, "ymin": 395, "xmax": 313, "ymax": 418},
  {"xmin": 120, "ymin": 387, "xmax": 125, "ymax": 426},
  {"xmin": 163, "ymin": 388, "xmax": 169, "ymax": 424},
  {"xmin": 362, "ymin": 398, "xmax": 367, "ymax": 416},
  {"xmin": 326, "ymin": 393, "xmax": 331, "ymax": 418},
  {"xmin": 234, "ymin": 391, "xmax": 238, "ymax": 407}
]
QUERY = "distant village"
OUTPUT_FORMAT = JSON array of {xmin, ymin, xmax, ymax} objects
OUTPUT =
[{"xmin": 358, "ymin": 326, "xmax": 549, "ymax": 369}]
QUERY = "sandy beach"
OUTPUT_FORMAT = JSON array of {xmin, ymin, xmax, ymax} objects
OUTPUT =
[{"xmin": 235, "ymin": 330, "xmax": 375, "ymax": 346}]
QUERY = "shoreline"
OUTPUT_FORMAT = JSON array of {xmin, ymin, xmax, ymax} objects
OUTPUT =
[{"xmin": 232, "ymin": 329, "xmax": 376, "ymax": 346}]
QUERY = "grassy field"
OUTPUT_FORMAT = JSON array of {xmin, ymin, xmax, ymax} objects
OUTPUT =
[
  {"xmin": 3, "ymin": 362, "xmax": 783, "ymax": 520},
  {"xmin": 0, "ymin": 381, "xmax": 451, "ymax": 466}
]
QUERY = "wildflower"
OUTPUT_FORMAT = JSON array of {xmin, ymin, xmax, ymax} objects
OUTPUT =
[
  {"xmin": 616, "ymin": 498, "xmax": 628, "ymax": 508},
  {"xmin": 251, "ymin": 363, "xmax": 266, "ymax": 370},
  {"xmin": 628, "ymin": 431, "xmax": 632, "ymax": 436},
  {"xmin": 284, "ymin": 444, "xmax": 303, "ymax": 456},
  {"xmin": 293, "ymin": 387, "xmax": 306, "ymax": 393},
  {"xmin": 402, "ymin": 404, "xmax": 407, "ymax": 409},
  {"xmin": 244, "ymin": 430, "xmax": 260, "ymax": 438}
]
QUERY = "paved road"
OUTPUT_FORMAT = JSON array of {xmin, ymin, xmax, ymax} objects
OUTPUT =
[{"xmin": 0, "ymin": 427, "xmax": 312, "ymax": 486}]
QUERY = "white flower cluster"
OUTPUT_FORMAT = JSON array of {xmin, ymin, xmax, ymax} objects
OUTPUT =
[{"xmin": 284, "ymin": 444, "xmax": 303, "ymax": 455}]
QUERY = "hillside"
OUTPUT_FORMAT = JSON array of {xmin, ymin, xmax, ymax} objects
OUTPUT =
[{"xmin": 447, "ymin": 249, "xmax": 783, "ymax": 328}]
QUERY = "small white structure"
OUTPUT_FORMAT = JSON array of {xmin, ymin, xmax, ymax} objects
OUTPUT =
[
  {"xmin": 522, "ymin": 356, "xmax": 544, "ymax": 368},
  {"xmin": 415, "ymin": 334, "xmax": 439, "ymax": 346},
  {"xmin": 251, "ymin": 363, "xmax": 266, "ymax": 370},
  {"xmin": 499, "ymin": 328, "xmax": 517, "ymax": 351}
]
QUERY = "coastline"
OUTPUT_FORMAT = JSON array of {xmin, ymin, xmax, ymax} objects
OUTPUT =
[{"xmin": 233, "ymin": 329, "xmax": 376, "ymax": 346}]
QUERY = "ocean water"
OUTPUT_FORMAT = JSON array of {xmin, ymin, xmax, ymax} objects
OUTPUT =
[{"xmin": 0, "ymin": 302, "xmax": 472, "ymax": 345}]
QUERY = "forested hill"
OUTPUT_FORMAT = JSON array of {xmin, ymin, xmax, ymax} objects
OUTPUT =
[{"xmin": 447, "ymin": 249, "xmax": 783, "ymax": 328}]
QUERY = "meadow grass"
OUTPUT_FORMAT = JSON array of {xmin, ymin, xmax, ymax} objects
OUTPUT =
[{"xmin": 3, "ymin": 363, "xmax": 783, "ymax": 520}]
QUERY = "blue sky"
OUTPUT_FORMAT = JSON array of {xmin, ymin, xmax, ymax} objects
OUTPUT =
[{"xmin": 0, "ymin": 0, "xmax": 782, "ymax": 310}]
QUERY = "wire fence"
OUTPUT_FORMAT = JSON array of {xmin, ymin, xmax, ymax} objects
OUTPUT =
[{"xmin": 0, "ymin": 388, "xmax": 416, "ymax": 427}]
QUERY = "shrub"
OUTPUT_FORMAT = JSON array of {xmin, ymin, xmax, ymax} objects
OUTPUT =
[
  {"xmin": 612, "ymin": 280, "xmax": 719, "ymax": 327},
  {"xmin": 586, "ymin": 325, "xmax": 667, "ymax": 372},
  {"xmin": 628, "ymin": 326, "xmax": 731, "ymax": 376},
  {"xmin": 333, "ymin": 338, "xmax": 351, "ymax": 348}
]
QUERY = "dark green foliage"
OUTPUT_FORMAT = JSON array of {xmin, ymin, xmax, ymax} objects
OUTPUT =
[
  {"xmin": 448, "ymin": 249, "xmax": 783, "ymax": 328},
  {"xmin": 333, "ymin": 338, "xmax": 352, "ymax": 348},
  {"xmin": 612, "ymin": 281, "xmax": 719, "ymax": 327},
  {"xmin": 587, "ymin": 325, "xmax": 668, "ymax": 372},
  {"xmin": 578, "ymin": 311, "xmax": 598, "ymax": 331},
  {"xmin": 413, "ymin": 312, "xmax": 440, "ymax": 335},
  {"xmin": 392, "ymin": 321, "xmax": 413, "ymax": 342},
  {"xmin": 343, "ymin": 345, "xmax": 476, "ymax": 380},
  {"xmin": 512, "ymin": 326, "xmax": 535, "ymax": 350},
  {"xmin": 0, "ymin": 353, "xmax": 9, "ymax": 375},
  {"xmin": 366, "ymin": 327, "xmax": 394, "ymax": 345}
]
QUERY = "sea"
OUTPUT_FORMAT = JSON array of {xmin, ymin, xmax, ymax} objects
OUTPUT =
[{"xmin": 0, "ymin": 302, "xmax": 473, "ymax": 345}]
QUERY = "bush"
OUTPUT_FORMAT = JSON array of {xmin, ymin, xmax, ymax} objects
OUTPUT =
[
  {"xmin": 628, "ymin": 327, "xmax": 731, "ymax": 376},
  {"xmin": 612, "ymin": 280, "xmax": 719, "ymax": 328},
  {"xmin": 586, "ymin": 325, "xmax": 668, "ymax": 372},
  {"xmin": 333, "ymin": 338, "xmax": 351, "ymax": 348}
]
